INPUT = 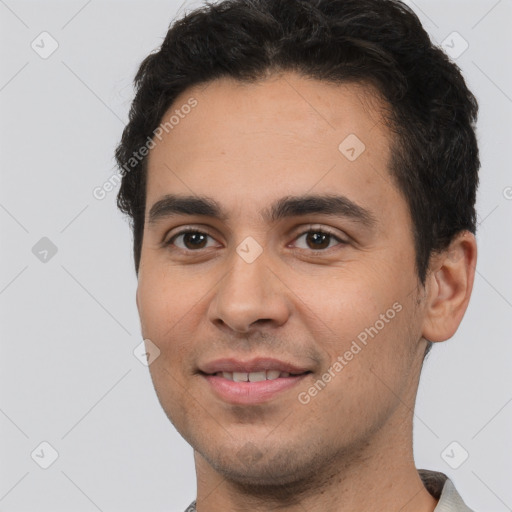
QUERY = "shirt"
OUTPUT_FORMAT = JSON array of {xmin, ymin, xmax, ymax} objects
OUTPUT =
[
  {"xmin": 183, "ymin": 469, "xmax": 475, "ymax": 511},
  {"xmin": 419, "ymin": 469, "xmax": 475, "ymax": 511}
]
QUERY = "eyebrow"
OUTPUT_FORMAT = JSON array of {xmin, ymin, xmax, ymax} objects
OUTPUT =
[{"xmin": 147, "ymin": 194, "xmax": 376, "ymax": 228}]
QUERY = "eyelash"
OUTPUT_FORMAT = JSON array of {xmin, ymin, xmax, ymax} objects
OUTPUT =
[{"xmin": 163, "ymin": 226, "xmax": 348, "ymax": 253}]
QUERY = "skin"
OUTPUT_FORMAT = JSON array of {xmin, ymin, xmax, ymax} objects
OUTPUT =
[{"xmin": 136, "ymin": 71, "xmax": 477, "ymax": 512}]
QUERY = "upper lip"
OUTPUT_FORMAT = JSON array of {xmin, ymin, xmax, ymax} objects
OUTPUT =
[{"xmin": 199, "ymin": 357, "xmax": 311, "ymax": 375}]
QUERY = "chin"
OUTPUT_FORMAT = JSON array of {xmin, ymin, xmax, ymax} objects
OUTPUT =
[{"xmin": 197, "ymin": 440, "xmax": 332, "ymax": 489}]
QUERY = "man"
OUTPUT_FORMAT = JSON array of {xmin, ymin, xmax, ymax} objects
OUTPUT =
[{"xmin": 115, "ymin": 0, "xmax": 479, "ymax": 510}]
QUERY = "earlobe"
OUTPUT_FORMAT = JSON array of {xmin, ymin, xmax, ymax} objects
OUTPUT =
[{"xmin": 421, "ymin": 231, "xmax": 477, "ymax": 343}]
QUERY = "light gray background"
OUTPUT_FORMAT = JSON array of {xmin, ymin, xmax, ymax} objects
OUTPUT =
[{"xmin": 0, "ymin": 0, "xmax": 511, "ymax": 510}]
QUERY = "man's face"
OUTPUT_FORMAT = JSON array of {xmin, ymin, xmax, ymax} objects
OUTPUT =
[{"xmin": 136, "ymin": 72, "xmax": 430, "ymax": 485}]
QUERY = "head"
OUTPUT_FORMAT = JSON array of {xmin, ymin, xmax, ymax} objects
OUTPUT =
[{"xmin": 115, "ymin": 0, "xmax": 479, "ymax": 489}]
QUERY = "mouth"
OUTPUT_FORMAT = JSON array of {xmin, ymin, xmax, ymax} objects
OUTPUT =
[
  {"xmin": 198, "ymin": 358, "xmax": 312, "ymax": 405},
  {"xmin": 207, "ymin": 370, "xmax": 307, "ymax": 382}
]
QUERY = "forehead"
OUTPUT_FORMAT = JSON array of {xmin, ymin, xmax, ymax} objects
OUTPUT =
[{"xmin": 145, "ymin": 72, "xmax": 405, "ymax": 228}]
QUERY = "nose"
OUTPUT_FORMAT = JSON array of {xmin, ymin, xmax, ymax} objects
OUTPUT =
[{"xmin": 207, "ymin": 244, "xmax": 291, "ymax": 334}]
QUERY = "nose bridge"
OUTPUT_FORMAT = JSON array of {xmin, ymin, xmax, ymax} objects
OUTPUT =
[{"xmin": 208, "ymin": 239, "xmax": 289, "ymax": 333}]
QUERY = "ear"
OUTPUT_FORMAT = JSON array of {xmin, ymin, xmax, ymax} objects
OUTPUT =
[{"xmin": 421, "ymin": 231, "xmax": 477, "ymax": 343}]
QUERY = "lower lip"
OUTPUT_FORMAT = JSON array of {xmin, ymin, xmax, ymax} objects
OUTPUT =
[{"xmin": 203, "ymin": 373, "xmax": 310, "ymax": 405}]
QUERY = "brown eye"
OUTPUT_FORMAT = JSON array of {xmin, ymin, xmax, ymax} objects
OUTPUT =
[
  {"xmin": 305, "ymin": 232, "xmax": 331, "ymax": 250},
  {"xmin": 181, "ymin": 232, "xmax": 208, "ymax": 249},
  {"xmin": 293, "ymin": 229, "xmax": 346, "ymax": 251},
  {"xmin": 166, "ymin": 230, "xmax": 216, "ymax": 250}
]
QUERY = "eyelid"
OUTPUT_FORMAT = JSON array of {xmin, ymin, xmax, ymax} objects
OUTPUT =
[
  {"xmin": 163, "ymin": 225, "xmax": 220, "ymax": 247},
  {"xmin": 290, "ymin": 223, "xmax": 348, "ymax": 242}
]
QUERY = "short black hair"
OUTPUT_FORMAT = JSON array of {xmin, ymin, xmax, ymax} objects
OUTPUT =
[{"xmin": 115, "ymin": 0, "xmax": 480, "ymax": 287}]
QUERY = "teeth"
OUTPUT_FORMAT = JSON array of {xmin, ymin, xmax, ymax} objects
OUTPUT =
[
  {"xmin": 248, "ymin": 371, "xmax": 266, "ymax": 382},
  {"xmin": 217, "ymin": 370, "xmax": 295, "ymax": 381}
]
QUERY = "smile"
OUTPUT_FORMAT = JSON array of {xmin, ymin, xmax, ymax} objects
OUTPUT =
[
  {"xmin": 202, "ymin": 371, "xmax": 311, "ymax": 405},
  {"xmin": 213, "ymin": 370, "xmax": 295, "ymax": 381}
]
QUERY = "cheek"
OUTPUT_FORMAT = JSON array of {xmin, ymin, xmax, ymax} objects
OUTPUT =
[
  {"xmin": 136, "ymin": 270, "xmax": 202, "ymax": 427},
  {"xmin": 289, "ymin": 260, "xmax": 417, "ymax": 369},
  {"xmin": 136, "ymin": 268, "xmax": 201, "ymax": 351},
  {"xmin": 287, "ymin": 266, "xmax": 383, "ymax": 342},
  {"xmin": 295, "ymin": 274, "xmax": 420, "ymax": 429}
]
